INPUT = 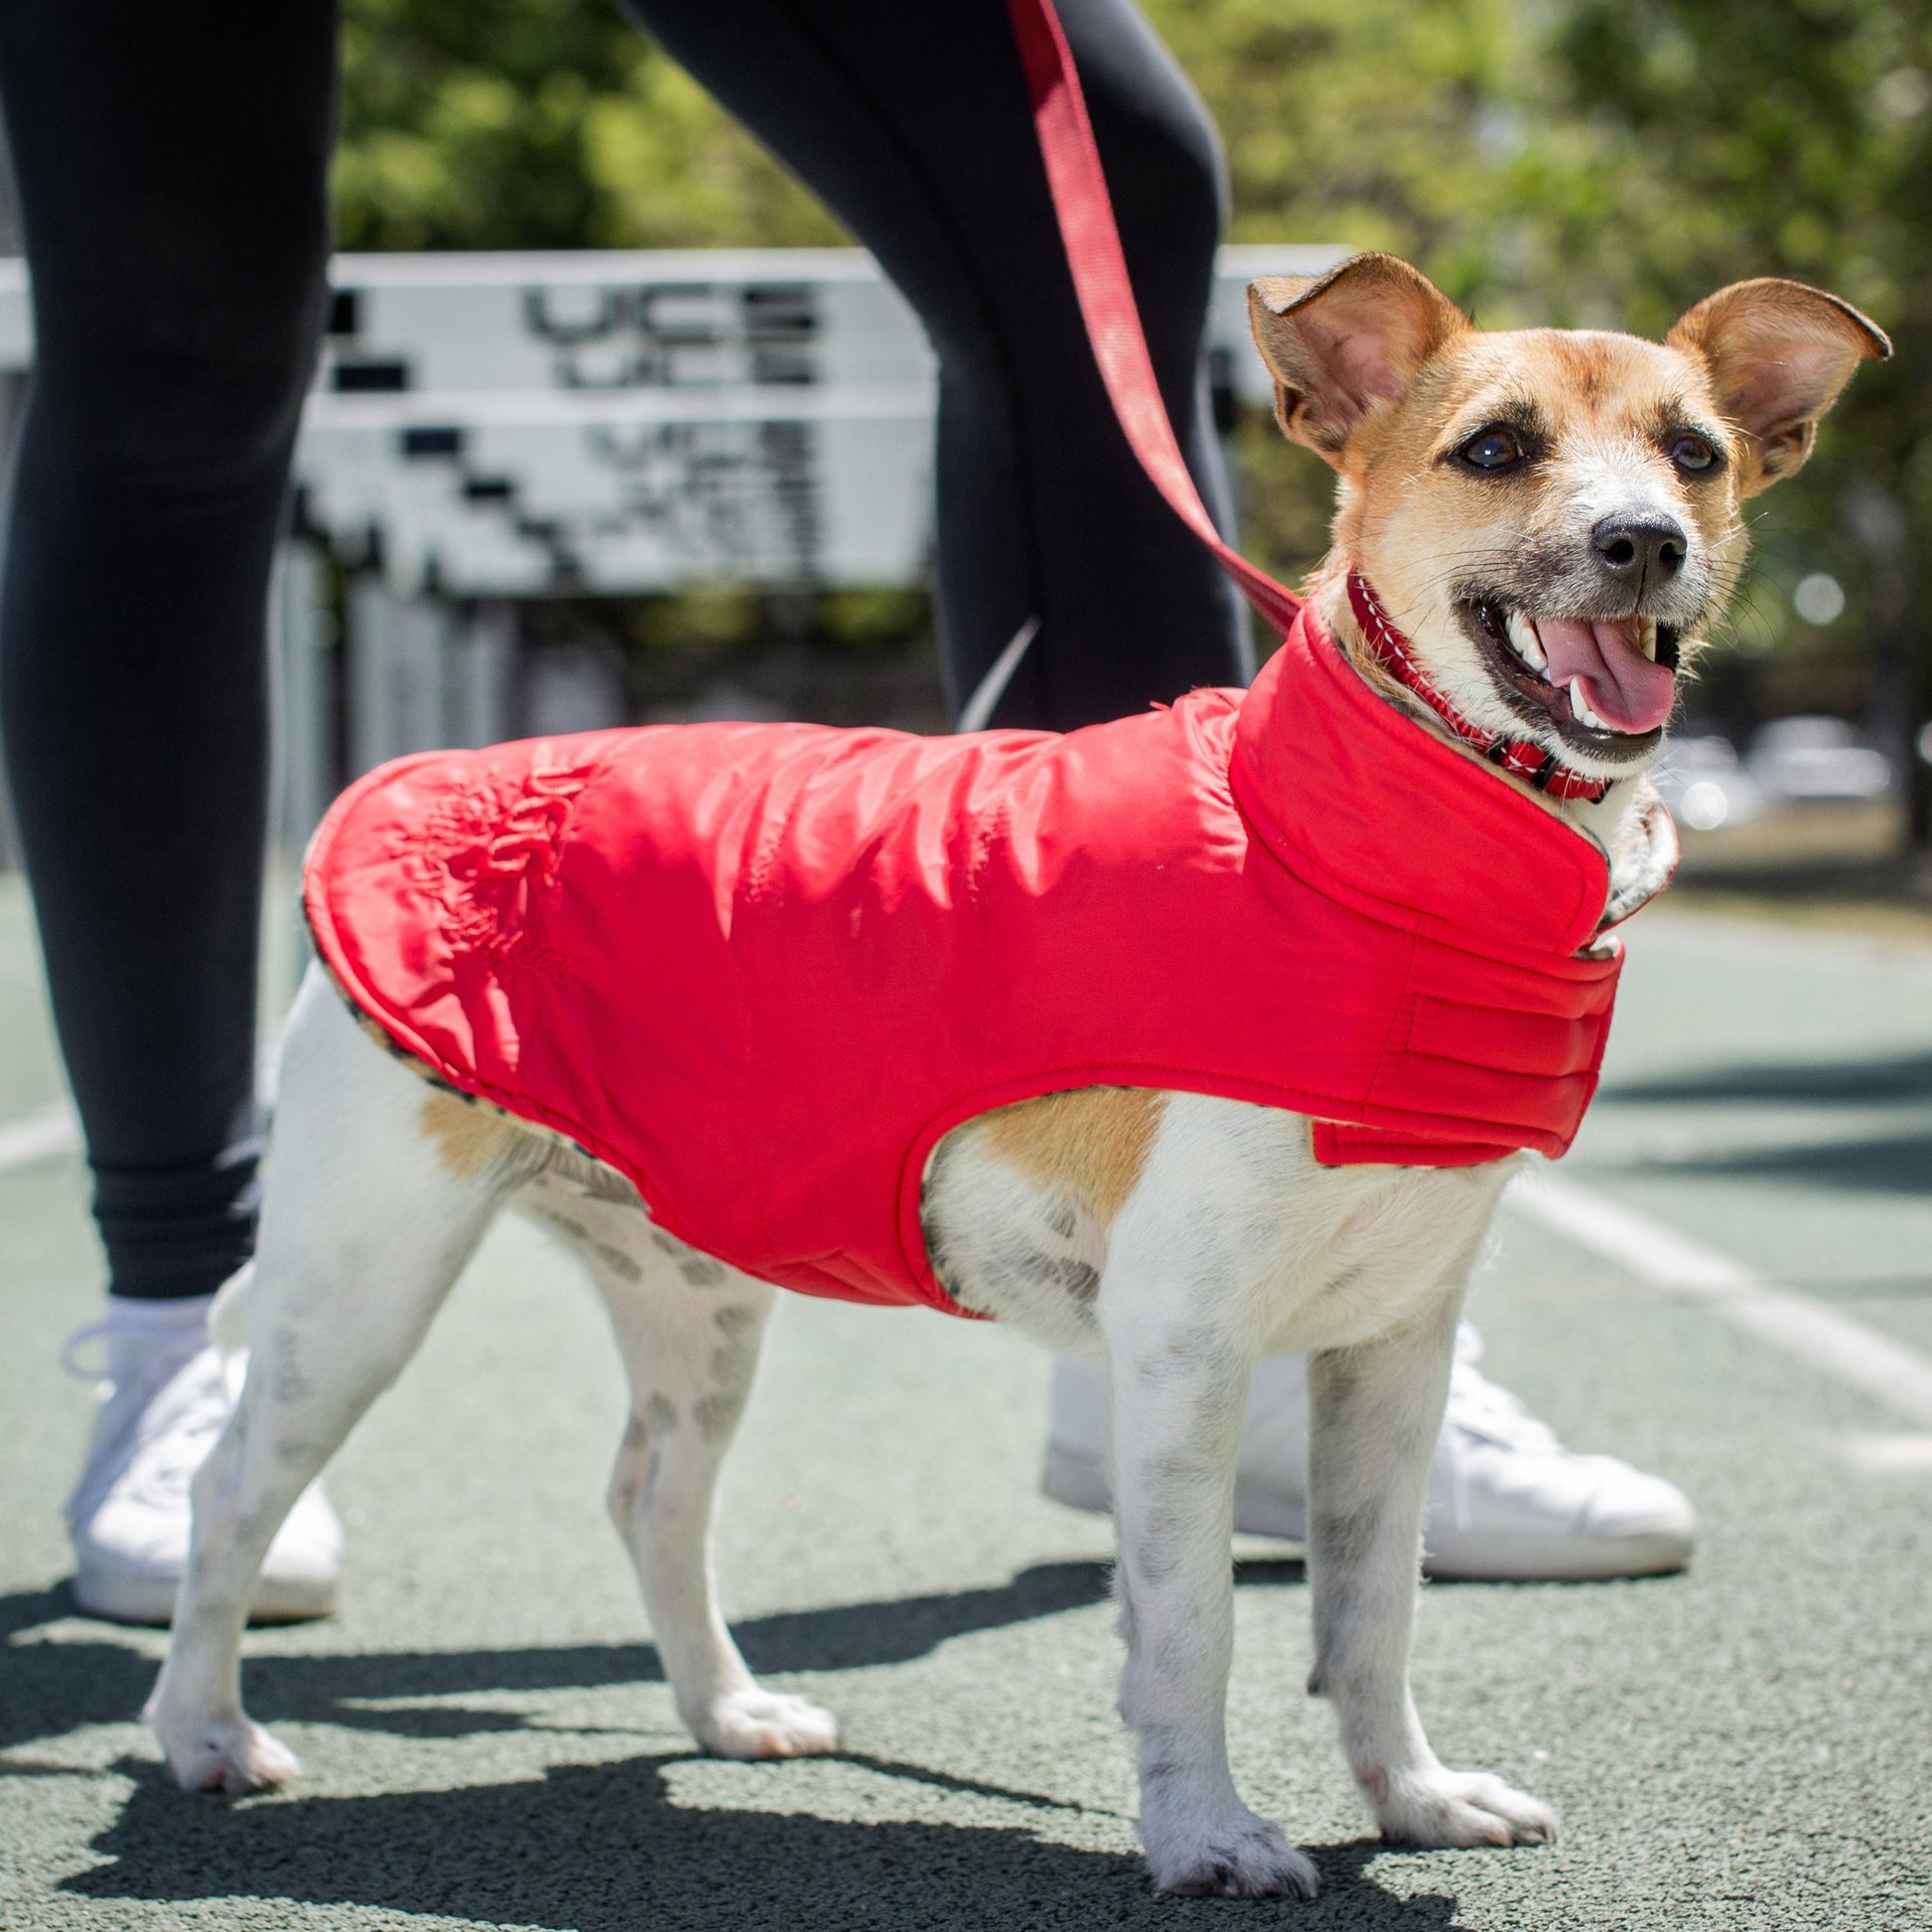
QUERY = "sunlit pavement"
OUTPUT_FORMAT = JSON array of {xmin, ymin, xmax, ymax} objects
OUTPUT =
[{"xmin": 2, "ymin": 875, "xmax": 1928, "ymax": 1932}]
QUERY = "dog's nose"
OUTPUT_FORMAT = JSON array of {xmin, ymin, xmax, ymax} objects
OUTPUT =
[{"xmin": 1591, "ymin": 513, "xmax": 1687, "ymax": 585}]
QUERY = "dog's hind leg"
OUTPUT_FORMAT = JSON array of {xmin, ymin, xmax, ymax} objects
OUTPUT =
[
  {"xmin": 148, "ymin": 968, "xmax": 526, "ymax": 1793},
  {"xmin": 527, "ymin": 1180, "xmax": 839, "ymax": 1760},
  {"xmin": 1306, "ymin": 1289, "xmax": 1559, "ymax": 1849}
]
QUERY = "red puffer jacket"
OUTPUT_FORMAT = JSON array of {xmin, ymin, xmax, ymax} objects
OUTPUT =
[{"xmin": 307, "ymin": 600, "xmax": 1630, "ymax": 1315}]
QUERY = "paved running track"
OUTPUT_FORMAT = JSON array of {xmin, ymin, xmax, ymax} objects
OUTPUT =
[{"xmin": 2, "ymin": 875, "xmax": 1928, "ymax": 1932}]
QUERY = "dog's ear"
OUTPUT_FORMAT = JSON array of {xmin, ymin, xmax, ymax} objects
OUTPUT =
[
  {"xmin": 1667, "ymin": 279, "xmax": 1889, "ymax": 495},
  {"xmin": 1248, "ymin": 253, "xmax": 1467, "ymax": 463}
]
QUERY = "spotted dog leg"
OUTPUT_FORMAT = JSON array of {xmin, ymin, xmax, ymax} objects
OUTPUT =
[{"xmin": 521, "ymin": 1174, "xmax": 840, "ymax": 1760}]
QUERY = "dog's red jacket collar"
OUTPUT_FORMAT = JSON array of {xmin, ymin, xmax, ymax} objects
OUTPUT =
[{"xmin": 1347, "ymin": 575, "xmax": 1613, "ymax": 804}]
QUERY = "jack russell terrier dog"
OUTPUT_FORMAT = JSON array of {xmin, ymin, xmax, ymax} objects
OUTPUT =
[{"xmin": 149, "ymin": 253, "xmax": 1883, "ymax": 1900}]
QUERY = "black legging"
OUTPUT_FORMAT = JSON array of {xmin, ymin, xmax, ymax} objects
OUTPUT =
[{"xmin": 0, "ymin": 0, "xmax": 1246, "ymax": 1303}]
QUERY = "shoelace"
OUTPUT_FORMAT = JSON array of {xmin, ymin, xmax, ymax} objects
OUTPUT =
[
  {"xmin": 63, "ymin": 1312, "xmax": 230, "ymax": 1512},
  {"xmin": 62, "ymin": 1309, "xmax": 208, "ymax": 1390},
  {"xmin": 1437, "ymin": 1329, "xmax": 1565, "ymax": 1532},
  {"xmin": 1445, "ymin": 1359, "xmax": 1564, "ymax": 1456}
]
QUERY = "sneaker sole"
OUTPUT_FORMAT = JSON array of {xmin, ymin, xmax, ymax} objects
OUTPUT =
[
  {"xmin": 1047, "ymin": 1448, "xmax": 1693, "ymax": 1582},
  {"xmin": 73, "ymin": 1563, "xmax": 339, "ymax": 1628},
  {"xmin": 1421, "ymin": 1526, "xmax": 1694, "ymax": 1583}
]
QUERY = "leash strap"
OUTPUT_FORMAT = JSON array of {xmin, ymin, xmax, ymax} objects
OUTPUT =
[
  {"xmin": 1005, "ymin": 0, "xmax": 1303, "ymax": 639},
  {"xmin": 1007, "ymin": 0, "xmax": 1614, "ymax": 805}
]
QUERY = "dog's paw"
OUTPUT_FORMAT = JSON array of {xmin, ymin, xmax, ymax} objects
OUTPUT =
[
  {"xmin": 1145, "ymin": 1808, "xmax": 1320, "ymax": 1900},
  {"xmin": 1369, "ymin": 1765, "xmax": 1557, "ymax": 1849},
  {"xmin": 152, "ymin": 1711, "xmax": 302, "ymax": 1795},
  {"xmin": 692, "ymin": 1688, "xmax": 842, "ymax": 1761}
]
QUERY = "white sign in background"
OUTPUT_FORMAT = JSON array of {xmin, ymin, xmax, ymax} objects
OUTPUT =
[
  {"xmin": 0, "ymin": 244, "xmax": 1338, "ymax": 599},
  {"xmin": 0, "ymin": 244, "xmax": 1341, "ymax": 858}
]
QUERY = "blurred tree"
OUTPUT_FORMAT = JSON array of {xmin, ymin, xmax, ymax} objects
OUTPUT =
[
  {"xmin": 336, "ymin": 0, "xmax": 844, "ymax": 249},
  {"xmin": 1147, "ymin": 0, "xmax": 1929, "ymax": 814},
  {"xmin": 1142, "ymin": 0, "xmax": 1523, "ymax": 299},
  {"xmin": 1504, "ymin": 0, "xmax": 1932, "ymax": 833}
]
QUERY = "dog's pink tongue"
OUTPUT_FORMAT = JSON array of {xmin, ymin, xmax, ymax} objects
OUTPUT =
[{"xmin": 1535, "ymin": 618, "xmax": 1676, "ymax": 733}]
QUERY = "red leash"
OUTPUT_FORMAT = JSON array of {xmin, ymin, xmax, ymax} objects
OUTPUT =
[
  {"xmin": 1004, "ymin": 0, "xmax": 1303, "ymax": 639},
  {"xmin": 1006, "ymin": 0, "xmax": 1612, "ymax": 803}
]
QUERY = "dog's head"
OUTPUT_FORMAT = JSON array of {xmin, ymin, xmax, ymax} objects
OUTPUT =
[{"xmin": 1248, "ymin": 255, "xmax": 1887, "ymax": 790}]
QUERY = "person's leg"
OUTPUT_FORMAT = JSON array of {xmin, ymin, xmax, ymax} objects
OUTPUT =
[
  {"xmin": 623, "ymin": 0, "xmax": 1249, "ymax": 728},
  {"xmin": 0, "ymin": 0, "xmax": 344, "ymax": 1620},
  {"xmin": 0, "ymin": 0, "xmax": 339, "ymax": 1301}
]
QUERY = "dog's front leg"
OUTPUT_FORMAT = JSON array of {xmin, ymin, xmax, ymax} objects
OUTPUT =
[
  {"xmin": 1107, "ymin": 1306, "xmax": 1318, "ymax": 1899},
  {"xmin": 1307, "ymin": 1297, "xmax": 1557, "ymax": 1849}
]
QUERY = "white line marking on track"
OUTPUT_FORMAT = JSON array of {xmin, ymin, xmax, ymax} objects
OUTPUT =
[
  {"xmin": 0, "ymin": 1098, "xmax": 79, "ymax": 1173},
  {"xmin": 1837, "ymin": 1433, "xmax": 1932, "ymax": 1474},
  {"xmin": 1506, "ymin": 1167, "xmax": 1932, "ymax": 1431}
]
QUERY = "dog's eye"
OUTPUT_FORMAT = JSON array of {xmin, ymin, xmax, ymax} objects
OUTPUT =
[
  {"xmin": 1457, "ymin": 428, "xmax": 1524, "ymax": 472},
  {"xmin": 1670, "ymin": 433, "xmax": 1719, "ymax": 474}
]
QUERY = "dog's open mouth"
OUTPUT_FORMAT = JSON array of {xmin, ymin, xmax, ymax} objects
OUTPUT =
[{"xmin": 1460, "ymin": 603, "xmax": 1679, "ymax": 760}]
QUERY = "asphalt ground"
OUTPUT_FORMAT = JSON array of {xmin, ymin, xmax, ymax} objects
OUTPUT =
[{"xmin": 2, "ymin": 874, "xmax": 1929, "ymax": 1932}]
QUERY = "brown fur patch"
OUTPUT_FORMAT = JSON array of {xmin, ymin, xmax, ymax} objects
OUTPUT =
[
  {"xmin": 977, "ymin": 1087, "xmax": 1166, "ymax": 1226},
  {"xmin": 420, "ymin": 1089, "xmax": 510, "ymax": 1179},
  {"xmin": 330, "ymin": 972, "xmax": 570, "ymax": 1182}
]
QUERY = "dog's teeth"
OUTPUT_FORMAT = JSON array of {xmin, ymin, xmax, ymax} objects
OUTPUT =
[
  {"xmin": 1568, "ymin": 677, "xmax": 1607, "ymax": 733},
  {"xmin": 1639, "ymin": 619, "xmax": 1658, "ymax": 661},
  {"xmin": 1504, "ymin": 611, "xmax": 1548, "ymax": 674}
]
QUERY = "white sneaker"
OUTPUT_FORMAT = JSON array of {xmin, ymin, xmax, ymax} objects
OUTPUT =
[
  {"xmin": 1040, "ymin": 1327, "xmax": 1695, "ymax": 1582},
  {"xmin": 64, "ymin": 1295, "xmax": 343, "ymax": 1625}
]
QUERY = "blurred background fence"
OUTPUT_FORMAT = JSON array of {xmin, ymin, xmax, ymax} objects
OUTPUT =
[
  {"xmin": 0, "ymin": 241, "xmax": 1326, "ymax": 863},
  {"xmin": 0, "ymin": 0, "xmax": 1925, "ymax": 901}
]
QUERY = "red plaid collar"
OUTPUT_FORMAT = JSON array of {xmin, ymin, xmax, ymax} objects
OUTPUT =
[{"xmin": 1345, "ymin": 573, "xmax": 1612, "ymax": 804}]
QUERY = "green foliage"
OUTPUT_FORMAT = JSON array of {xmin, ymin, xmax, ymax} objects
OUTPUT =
[
  {"xmin": 336, "ymin": 0, "xmax": 842, "ymax": 249},
  {"xmin": 1490, "ymin": 1, "xmax": 1930, "ymax": 778},
  {"xmin": 1143, "ymin": 0, "xmax": 1527, "ymax": 304},
  {"xmin": 626, "ymin": 583, "xmax": 764, "ymax": 652},
  {"xmin": 1525, "ymin": 0, "xmax": 1925, "ymax": 334}
]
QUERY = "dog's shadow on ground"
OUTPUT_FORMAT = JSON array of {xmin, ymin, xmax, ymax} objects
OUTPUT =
[
  {"xmin": 67, "ymin": 1752, "xmax": 1472, "ymax": 1932},
  {"xmin": 0, "ymin": 1559, "xmax": 1307, "ymax": 1752},
  {"xmin": 6, "ymin": 1563, "xmax": 1485, "ymax": 1928}
]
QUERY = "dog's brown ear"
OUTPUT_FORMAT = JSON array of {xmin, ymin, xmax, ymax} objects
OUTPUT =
[
  {"xmin": 1667, "ymin": 279, "xmax": 1889, "ymax": 495},
  {"xmin": 1248, "ymin": 253, "xmax": 1467, "ymax": 462}
]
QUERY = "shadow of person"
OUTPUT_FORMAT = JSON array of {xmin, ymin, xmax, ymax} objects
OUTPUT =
[
  {"xmin": 1595, "ymin": 1045, "xmax": 1932, "ymax": 1200},
  {"xmin": 1602, "ymin": 1047, "xmax": 1932, "ymax": 1108},
  {"xmin": 0, "ymin": 1563, "xmax": 1112, "ymax": 1757},
  {"xmin": 0, "ymin": 1582, "xmax": 165, "ymax": 1757},
  {"xmin": 69, "ymin": 1753, "xmax": 1471, "ymax": 1932},
  {"xmin": 1619, "ymin": 1126, "xmax": 1932, "ymax": 1198},
  {"xmin": 0, "ymin": 1583, "xmax": 80, "ymax": 1642}
]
